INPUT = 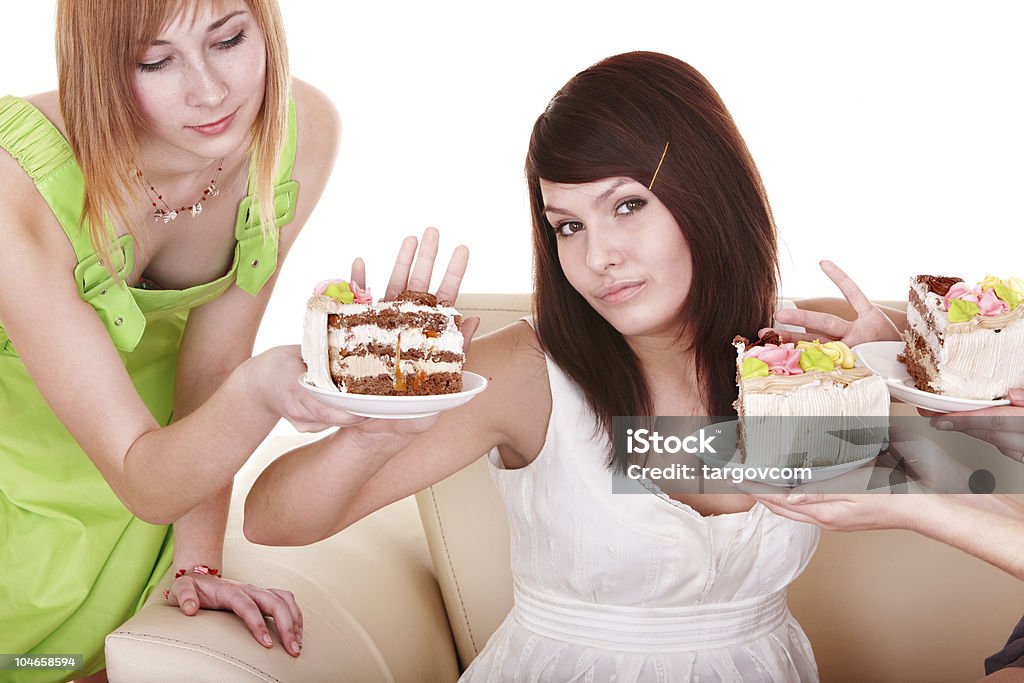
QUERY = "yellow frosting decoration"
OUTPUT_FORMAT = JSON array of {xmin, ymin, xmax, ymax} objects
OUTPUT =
[
  {"xmin": 980, "ymin": 274, "xmax": 1003, "ymax": 291},
  {"xmin": 980, "ymin": 275, "xmax": 1024, "ymax": 301},
  {"xmin": 796, "ymin": 340, "xmax": 856, "ymax": 369}
]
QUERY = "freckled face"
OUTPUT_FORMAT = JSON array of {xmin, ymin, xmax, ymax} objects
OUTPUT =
[
  {"xmin": 542, "ymin": 177, "xmax": 694, "ymax": 339},
  {"xmin": 131, "ymin": 2, "xmax": 266, "ymax": 160}
]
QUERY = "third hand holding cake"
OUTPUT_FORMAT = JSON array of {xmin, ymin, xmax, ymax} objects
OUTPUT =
[{"xmin": 758, "ymin": 260, "xmax": 904, "ymax": 348}]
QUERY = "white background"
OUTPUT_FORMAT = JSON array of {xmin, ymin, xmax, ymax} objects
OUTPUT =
[{"xmin": 4, "ymin": 1, "xmax": 1023, "ymax": 355}]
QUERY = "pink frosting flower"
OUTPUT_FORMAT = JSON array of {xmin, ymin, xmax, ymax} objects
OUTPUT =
[
  {"xmin": 977, "ymin": 287, "xmax": 1010, "ymax": 316},
  {"xmin": 744, "ymin": 343, "xmax": 804, "ymax": 375},
  {"xmin": 943, "ymin": 282, "xmax": 977, "ymax": 310},
  {"xmin": 350, "ymin": 281, "xmax": 373, "ymax": 305}
]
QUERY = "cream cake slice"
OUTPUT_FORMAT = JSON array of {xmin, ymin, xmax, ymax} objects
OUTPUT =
[
  {"xmin": 902, "ymin": 274, "xmax": 1024, "ymax": 400},
  {"xmin": 302, "ymin": 281, "xmax": 465, "ymax": 396},
  {"xmin": 733, "ymin": 333, "xmax": 890, "ymax": 468}
]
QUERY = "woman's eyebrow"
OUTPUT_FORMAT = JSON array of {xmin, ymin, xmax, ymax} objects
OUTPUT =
[
  {"xmin": 151, "ymin": 10, "xmax": 247, "ymax": 45},
  {"xmin": 543, "ymin": 178, "xmax": 632, "ymax": 215},
  {"xmin": 207, "ymin": 10, "xmax": 246, "ymax": 32}
]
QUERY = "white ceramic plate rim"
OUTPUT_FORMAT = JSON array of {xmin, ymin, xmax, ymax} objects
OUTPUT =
[
  {"xmin": 852, "ymin": 340, "xmax": 1009, "ymax": 413},
  {"xmin": 299, "ymin": 371, "xmax": 488, "ymax": 419}
]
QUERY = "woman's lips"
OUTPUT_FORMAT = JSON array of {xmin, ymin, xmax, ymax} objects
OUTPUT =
[
  {"xmin": 596, "ymin": 281, "xmax": 646, "ymax": 304},
  {"xmin": 187, "ymin": 110, "xmax": 237, "ymax": 136}
]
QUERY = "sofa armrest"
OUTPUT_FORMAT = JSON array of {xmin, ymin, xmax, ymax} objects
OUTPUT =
[{"xmin": 106, "ymin": 435, "xmax": 459, "ymax": 683}]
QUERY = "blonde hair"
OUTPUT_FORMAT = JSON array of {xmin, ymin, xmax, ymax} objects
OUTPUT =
[{"xmin": 55, "ymin": 0, "xmax": 289, "ymax": 268}]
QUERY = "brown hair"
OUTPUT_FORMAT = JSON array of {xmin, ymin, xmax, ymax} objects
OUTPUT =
[
  {"xmin": 55, "ymin": 0, "xmax": 289, "ymax": 268},
  {"xmin": 525, "ymin": 51, "xmax": 778, "ymax": 473}
]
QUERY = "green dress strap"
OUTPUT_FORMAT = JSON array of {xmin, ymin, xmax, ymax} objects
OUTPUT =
[{"xmin": 235, "ymin": 97, "xmax": 300, "ymax": 295}]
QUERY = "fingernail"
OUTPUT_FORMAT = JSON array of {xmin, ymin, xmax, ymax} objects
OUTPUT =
[
  {"xmin": 262, "ymin": 633, "xmax": 273, "ymax": 647},
  {"xmin": 934, "ymin": 419, "xmax": 953, "ymax": 430},
  {"xmin": 787, "ymin": 493, "xmax": 807, "ymax": 504},
  {"xmin": 184, "ymin": 600, "xmax": 196, "ymax": 612},
  {"xmin": 1009, "ymin": 388, "xmax": 1024, "ymax": 405}
]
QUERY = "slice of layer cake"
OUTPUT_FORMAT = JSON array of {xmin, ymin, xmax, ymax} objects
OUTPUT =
[
  {"xmin": 302, "ymin": 280, "xmax": 465, "ymax": 396},
  {"xmin": 733, "ymin": 333, "xmax": 890, "ymax": 468},
  {"xmin": 902, "ymin": 274, "xmax": 1024, "ymax": 400}
]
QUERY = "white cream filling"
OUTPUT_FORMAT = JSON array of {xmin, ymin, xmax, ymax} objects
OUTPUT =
[
  {"xmin": 329, "ymin": 324, "xmax": 463, "ymax": 355},
  {"xmin": 330, "ymin": 355, "xmax": 462, "ymax": 379},
  {"xmin": 301, "ymin": 307, "xmax": 337, "ymax": 390}
]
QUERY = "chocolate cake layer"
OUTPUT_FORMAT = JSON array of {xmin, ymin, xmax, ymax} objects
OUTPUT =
[
  {"xmin": 328, "ymin": 310, "xmax": 454, "ymax": 331},
  {"xmin": 340, "ymin": 372, "xmax": 463, "ymax": 396}
]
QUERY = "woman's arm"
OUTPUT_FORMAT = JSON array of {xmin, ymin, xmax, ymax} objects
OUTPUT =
[
  {"xmin": 244, "ymin": 319, "xmax": 550, "ymax": 546},
  {"xmin": 909, "ymin": 496, "xmax": 1024, "ymax": 581},
  {"xmin": 754, "ymin": 492, "xmax": 1024, "ymax": 581}
]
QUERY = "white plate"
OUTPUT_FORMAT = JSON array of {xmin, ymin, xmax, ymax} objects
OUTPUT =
[
  {"xmin": 698, "ymin": 448, "xmax": 877, "ymax": 488},
  {"xmin": 853, "ymin": 341, "xmax": 1009, "ymax": 413},
  {"xmin": 300, "ymin": 371, "xmax": 488, "ymax": 419}
]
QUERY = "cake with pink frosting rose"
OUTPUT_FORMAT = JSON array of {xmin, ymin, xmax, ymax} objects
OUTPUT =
[
  {"xmin": 732, "ymin": 332, "xmax": 890, "ymax": 468},
  {"xmin": 302, "ymin": 280, "xmax": 465, "ymax": 396},
  {"xmin": 901, "ymin": 274, "xmax": 1024, "ymax": 400}
]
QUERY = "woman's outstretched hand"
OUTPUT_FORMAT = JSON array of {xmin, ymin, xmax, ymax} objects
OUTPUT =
[
  {"xmin": 760, "ymin": 260, "xmax": 902, "ymax": 347},
  {"xmin": 352, "ymin": 226, "xmax": 479, "ymax": 351},
  {"xmin": 166, "ymin": 571, "xmax": 304, "ymax": 657}
]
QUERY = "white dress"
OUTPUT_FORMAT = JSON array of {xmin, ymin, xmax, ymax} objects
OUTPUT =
[{"xmin": 461, "ymin": 339, "xmax": 821, "ymax": 683}]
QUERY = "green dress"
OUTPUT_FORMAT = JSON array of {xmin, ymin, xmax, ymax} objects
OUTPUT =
[{"xmin": 0, "ymin": 95, "xmax": 299, "ymax": 681}]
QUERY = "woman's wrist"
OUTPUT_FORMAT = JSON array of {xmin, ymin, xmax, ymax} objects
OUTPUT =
[
  {"xmin": 902, "ymin": 494, "xmax": 967, "ymax": 536},
  {"xmin": 233, "ymin": 355, "xmax": 282, "ymax": 424}
]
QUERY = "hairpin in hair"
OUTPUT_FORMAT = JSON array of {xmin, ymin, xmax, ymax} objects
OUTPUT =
[{"xmin": 648, "ymin": 141, "xmax": 670, "ymax": 190}]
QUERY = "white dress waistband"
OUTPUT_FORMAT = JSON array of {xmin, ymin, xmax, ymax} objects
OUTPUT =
[{"xmin": 512, "ymin": 583, "xmax": 790, "ymax": 653}]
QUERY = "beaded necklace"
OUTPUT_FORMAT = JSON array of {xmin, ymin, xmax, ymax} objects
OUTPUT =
[{"xmin": 137, "ymin": 159, "xmax": 224, "ymax": 223}]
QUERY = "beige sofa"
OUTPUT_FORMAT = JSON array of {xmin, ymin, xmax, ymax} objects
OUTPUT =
[{"xmin": 106, "ymin": 294, "xmax": 1024, "ymax": 683}]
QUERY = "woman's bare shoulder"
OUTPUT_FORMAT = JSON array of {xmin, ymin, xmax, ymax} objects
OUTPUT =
[
  {"xmin": 466, "ymin": 319, "xmax": 551, "ymax": 450},
  {"xmin": 22, "ymin": 91, "xmax": 67, "ymax": 138},
  {"xmin": 468, "ymin": 318, "xmax": 547, "ymax": 379},
  {"xmin": 284, "ymin": 78, "xmax": 340, "ymax": 234},
  {"xmin": 290, "ymin": 77, "xmax": 340, "ymax": 160},
  {"xmin": 0, "ymin": 126, "xmax": 75, "ymax": 270}
]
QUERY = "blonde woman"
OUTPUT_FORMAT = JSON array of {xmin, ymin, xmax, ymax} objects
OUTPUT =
[{"xmin": 0, "ymin": 1, "xmax": 390, "ymax": 680}]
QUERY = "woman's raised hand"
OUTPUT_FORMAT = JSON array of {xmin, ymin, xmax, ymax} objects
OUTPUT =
[
  {"xmin": 761, "ymin": 260, "xmax": 902, "ymax": 347},
  {"xmin": 355, "ymin": 227, "xmax": 478, "ymax": 349}
]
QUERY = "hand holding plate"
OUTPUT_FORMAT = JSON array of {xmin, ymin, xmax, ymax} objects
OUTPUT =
[{"xmin": 931, "ymin": 390, "xmax": 1024, "ymax": 462}]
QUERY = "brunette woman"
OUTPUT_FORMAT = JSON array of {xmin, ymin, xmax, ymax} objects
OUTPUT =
[{"xmin": 244, "ymin": 52, "xmax": 846, "ymax": 681}]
